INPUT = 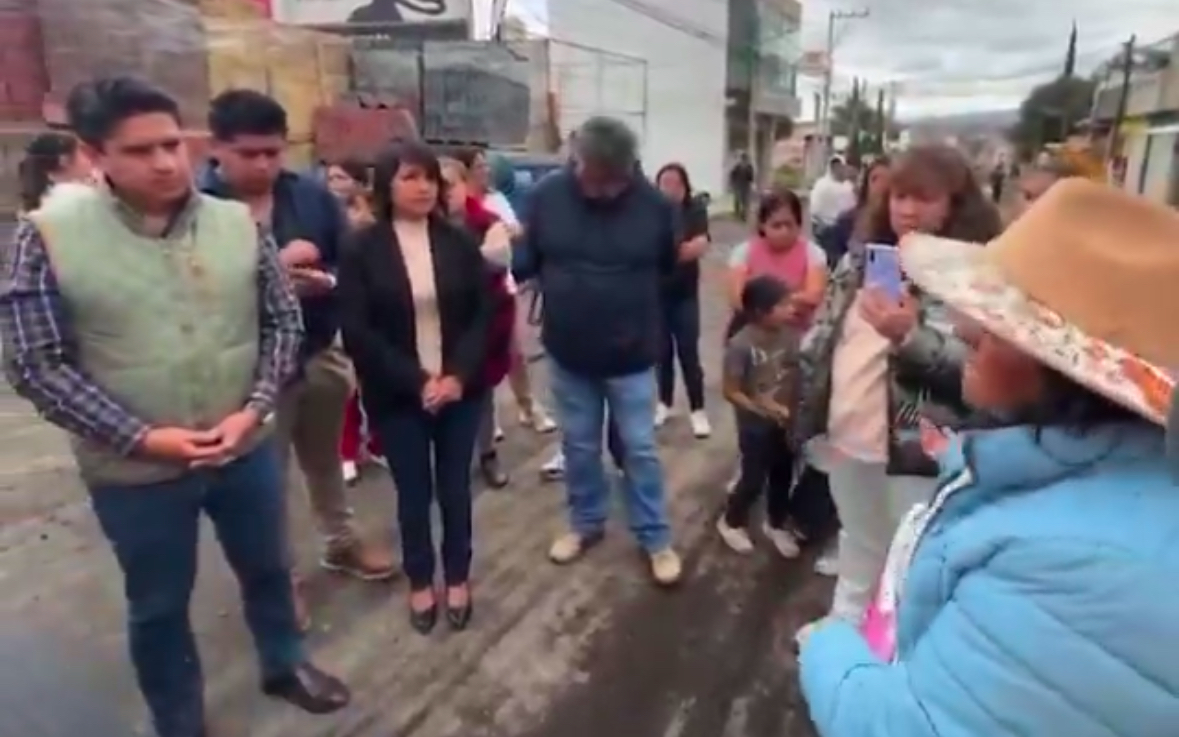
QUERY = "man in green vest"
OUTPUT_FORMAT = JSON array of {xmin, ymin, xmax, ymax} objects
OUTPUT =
[{"xmin": 0, "ymin": 77, "xmax": 349, "ymax": 736}]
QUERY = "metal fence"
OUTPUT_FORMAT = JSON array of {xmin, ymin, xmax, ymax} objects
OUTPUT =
[{"xmin": 350, "ymin": 36, "xmax": 548, "ymax": 147}]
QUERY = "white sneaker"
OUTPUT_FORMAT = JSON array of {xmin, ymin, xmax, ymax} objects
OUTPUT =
[
  {"xmin": 725, "ymin": 471, "xmax": 740, "ymax": 495},
  {"xmin": 364, "ymin": 453, "xmax": 388, "ymax": 470},
  {"xmin": 533, "ymin": 409, "xmax": 558, "ymax": 434},
  {"xmin": 654, "ymin": 403, "xmax": 672, "ymax": 428},
  {"xmin": 689, "ymin": 410, "xmax": 712, "ymax": 439},
  {"xmin": 814, "ymin": 541, "xmax": 839, "ymax": 577},
  {"xmin": 342, "ymin": 460, "xmax": 359, "ymax": 485},
  {"xmin": 540, "ymin": 451, "xmax": 565, "ymax": 481},
  {"xmin": 649, "ymin": 547, "xmax": 683, "ymax": 585},
  {"xmin": 521, "ymin": 407, "xmax": 558, "ymax": 434},
  {"xmin": 716, "ymin": 517, "xmax": 754, "ymax": 554},
  {"xmin": 762, "ymin": 521, "xmax": 801, "ymax": 559}
]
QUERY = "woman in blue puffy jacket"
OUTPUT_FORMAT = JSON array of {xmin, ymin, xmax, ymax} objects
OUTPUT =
[{"xmin": 799, "ymin": 178, "xmax": 1179, "ymax": 736}]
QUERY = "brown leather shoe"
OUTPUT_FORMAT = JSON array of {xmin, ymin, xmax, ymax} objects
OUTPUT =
[
  {"xmin": 262, "ymin": 661, "xmax": 350, "ymax": 714},
  {"xmin": 321, "ymin": 541, "xmax": 397, "ymax": 581}
]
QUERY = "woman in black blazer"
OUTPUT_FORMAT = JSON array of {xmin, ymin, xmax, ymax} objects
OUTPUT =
[{"xmin": 339, "ymin": 140, "xmax": 493, "ymax": 634}]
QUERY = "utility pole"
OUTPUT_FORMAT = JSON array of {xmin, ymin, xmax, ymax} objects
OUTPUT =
[
  {"xmin": 847, "ymin": 78, "xmax": 862, "ymax": 166},
  {"xmin": 1108, "ymin": 34, "xmax": 1137, "ymax": 173},
  {"xmin": 875, "ymin": 86, "xmax": 886, "ymax": 154},
  {"xmin": 819, "ymin": 7, "xmax": 869, "ymax": 164}
]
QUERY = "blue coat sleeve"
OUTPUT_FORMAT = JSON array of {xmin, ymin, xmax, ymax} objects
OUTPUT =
[
  {"xmin": 512, "ymin": 185, "xmax": 543, "ymax": 283},
  {"xmin": 800, "ymin": 538, "xmax": 1179, "ymax": 737}
]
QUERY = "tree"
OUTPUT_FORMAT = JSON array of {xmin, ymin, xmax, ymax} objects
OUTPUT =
[
  {"xmin": 1007, "ymin": 75, "xmax": 1096, "ymax": 159},
  {"xmin": 1063, "ymin": 21, "xmax": 1078, "ymax": 78},
  {"xmin": 831, "ymin": 90, "xmax": 893, "ymax": 163}
]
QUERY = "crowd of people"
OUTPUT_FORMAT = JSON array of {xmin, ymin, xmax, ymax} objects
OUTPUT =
[{"xmin": 5, "ymin": 72, "xmax": 1179, "ymax": 737}]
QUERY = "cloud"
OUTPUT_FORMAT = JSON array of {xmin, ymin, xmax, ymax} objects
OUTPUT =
[
  {"xmin": 799, "ymin": 0, "xmax": 1177, "ymax": 115},
  {"xmin": 499, "ymin": 0, "xmax": 1174, "ymax": 116}
]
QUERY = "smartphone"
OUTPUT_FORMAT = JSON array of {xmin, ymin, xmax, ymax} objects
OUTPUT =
[{"xmin": 865, "ymin": 244, "xmax": 903, "ymax": 302}]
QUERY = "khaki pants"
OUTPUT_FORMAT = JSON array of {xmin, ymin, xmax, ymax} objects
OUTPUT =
[{"xmin": 275, "ymin": 341, "xmax": 356, "ymax": 552}]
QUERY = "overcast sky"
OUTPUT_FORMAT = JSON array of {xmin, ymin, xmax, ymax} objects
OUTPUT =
[{"xmin": 495, "ymin": 0, "xmax": 1176, "ymax": 117}]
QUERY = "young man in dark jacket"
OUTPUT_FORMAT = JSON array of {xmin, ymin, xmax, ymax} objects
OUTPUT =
[
  {"xmin": 201, "ymin": 90, "xmax": 396, "ymax": 629},
  {"xmin": 514, "ymin": 117, "xmax": 682, "ymax": 585}
]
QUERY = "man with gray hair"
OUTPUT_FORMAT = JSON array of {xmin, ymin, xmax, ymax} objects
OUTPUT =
[{"xmin": 514, "ymin": 117, "xmax": 682, "ymax": 585}]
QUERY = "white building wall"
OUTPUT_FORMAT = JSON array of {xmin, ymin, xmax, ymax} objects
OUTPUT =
[{"xmin": 548, "ymin": 0, "xmax": 729, "ymax": 196}]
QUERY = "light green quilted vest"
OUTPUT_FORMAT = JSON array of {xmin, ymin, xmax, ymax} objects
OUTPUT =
[{"xmin": 32, "ymin": 189, "xmax": 266, "ymax": 486}]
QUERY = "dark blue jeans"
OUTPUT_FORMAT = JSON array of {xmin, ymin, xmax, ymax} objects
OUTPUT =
[
  {"xmin": 657, "ymin": 295, "xmax": 705, "ymax": 411},
  {"xmin": 89, "ymin": 439, "xmax": 303, "ymax": 737},
  {"xmin": 376, "ymin": 395, "xmax": 484, "ymax": 589}
]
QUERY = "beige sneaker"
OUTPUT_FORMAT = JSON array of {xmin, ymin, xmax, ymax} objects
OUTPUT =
[
  {"xmin": 649, "ymin": 547, "xmax": 682, "ymax": 585},
  {"xmin": 689, "ymin": 410, "xmax": 712, "ymax": 439},
  {"xmin": 548, "ymin": 530, "xmax": 602, "ymax": 564},
  {"xmin": 762, "ymin": 521, "xmax": 801, "ymax": 559},
  {"xmin": 716, "ymin": 517, "xmax": 755, "ymax": 554},
  {"xmin": 654, "ymin": 403, "xmax": 672, "ymax": 428}
]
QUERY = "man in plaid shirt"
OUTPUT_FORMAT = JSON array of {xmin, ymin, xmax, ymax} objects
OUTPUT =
[{"xmin": 0, "ymin": 77, "xmax": 349, "ymax": 736}]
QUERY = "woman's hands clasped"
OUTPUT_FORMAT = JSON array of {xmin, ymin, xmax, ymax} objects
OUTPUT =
[{"xmin": 422, "ymin": 375, "xmax": 463, "ymax": 413}]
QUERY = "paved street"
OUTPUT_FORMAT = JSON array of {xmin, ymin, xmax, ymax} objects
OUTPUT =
[{"xmin": 0, "ymin": 218, "xmax": 828, "ymax": 737}]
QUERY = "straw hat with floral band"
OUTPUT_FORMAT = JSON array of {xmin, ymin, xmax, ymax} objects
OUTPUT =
[{"xmin": 899, "ymin": 177, "xmax": 1177, "ymax": 434}]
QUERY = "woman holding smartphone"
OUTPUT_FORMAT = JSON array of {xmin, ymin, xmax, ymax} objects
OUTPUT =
[{"xmin": 794, "ymin": 145, "xmax": 1002, "ymax": 643}]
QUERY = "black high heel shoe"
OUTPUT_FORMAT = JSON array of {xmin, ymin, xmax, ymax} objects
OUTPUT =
[
  {"xmin": 409, "ymin": 593, "xmax": 438, "ymax": 635},
  {"xmin": 446, "ymin": 586, "xmax": 473, "ymax": 631}
]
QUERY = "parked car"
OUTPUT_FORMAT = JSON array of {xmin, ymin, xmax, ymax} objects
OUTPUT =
[{"xmin": 493, "ymin": 150, "xmax": 566, "ymax": 193}]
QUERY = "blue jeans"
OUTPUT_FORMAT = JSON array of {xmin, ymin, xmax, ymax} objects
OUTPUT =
[
  {"xmin": 550, "ymin": 362, "xmax": 671, "ymax": 551},
  {"xmin": 375, "ymin": 395, "xmax": 484, "ymax": 589},
  {"xmin": 88, "ymin": 439, "xmax": 303, "ymax": 737}
]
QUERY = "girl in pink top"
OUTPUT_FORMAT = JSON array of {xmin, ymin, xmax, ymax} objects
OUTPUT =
[{"xmin": 723, "ymin": 190, "xmax": 837, "ymax": 552}]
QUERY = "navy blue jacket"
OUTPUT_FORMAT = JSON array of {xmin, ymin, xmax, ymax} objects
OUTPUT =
[
  {"xmin": 514, "ymin": 169, "xmax": 679, "ymax": 377},
  {"xmin": 199, "ymin": 167, "xmax": 346, "ymax": 362}
]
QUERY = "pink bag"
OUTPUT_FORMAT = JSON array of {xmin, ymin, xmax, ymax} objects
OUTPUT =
[{"xmin": 861, "ymin": 584, "xmax": 898, "ymax": 660}]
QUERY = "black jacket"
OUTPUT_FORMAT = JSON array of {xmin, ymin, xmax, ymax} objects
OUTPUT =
[
  {"xmin": 664, "ymin": 196, "xmax": 711, "ymax": 300},
  {"xmin": 514, "ymin": 170, "xmax": 679, "ymax": 377},
  {"xmin": 339, "ymin": 218, "xmax": 493, "ymax": 415}
]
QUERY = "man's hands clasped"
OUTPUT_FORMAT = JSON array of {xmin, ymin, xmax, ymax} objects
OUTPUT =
[{"xmin": 138, "ymin": 408, "xmax": 263, "ymax": 468}]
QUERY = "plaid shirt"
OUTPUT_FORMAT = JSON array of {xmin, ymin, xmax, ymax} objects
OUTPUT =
[{"xmin": 0, "ymin": 192, "xmax": 303, "ymax": 456}]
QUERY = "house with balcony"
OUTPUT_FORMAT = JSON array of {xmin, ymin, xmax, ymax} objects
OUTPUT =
[
  {"xmin": 725, "ymin": 0, "xmax": 802, "ymax": 186},
  {"xmin": 1089, "ymin": 33, "xmax": 1179, "ymax": 205}
]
